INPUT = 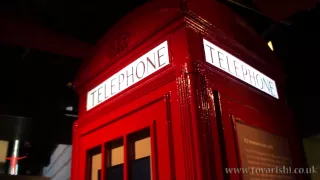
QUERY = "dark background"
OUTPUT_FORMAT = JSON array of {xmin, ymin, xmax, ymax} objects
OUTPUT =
[{"xmin": 0, "ymin": 0, "xmax": 319, "ymax": 175}]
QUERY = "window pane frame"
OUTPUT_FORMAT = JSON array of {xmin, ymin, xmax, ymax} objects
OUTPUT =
[{"xmin": 86, "ymin": 146, "xmax": 102, "ymax": 180}]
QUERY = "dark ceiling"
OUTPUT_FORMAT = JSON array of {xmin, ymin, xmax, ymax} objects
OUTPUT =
[
  {"xmin": 0, "ymin": 0, "xmax": 150, "ymax": 175},
  {"xmin": 1, "ymin": 0, "xmax": 148, "ymax": 44},
  {"xmin": 0, "ymin": 0, "xmax": 319, "ymax": 176}
]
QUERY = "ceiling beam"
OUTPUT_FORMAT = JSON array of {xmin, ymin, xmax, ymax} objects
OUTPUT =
[
  {"xmin": 220, "ymin": 0, "xmax": 317, "ymax": 21},
  {"xmin": 251, "ymin": 0, "xmax": 317, "ymax": 21},
  {"xmin": 0, "ymin": 13, "xmax": 92, "ymax": 59}
]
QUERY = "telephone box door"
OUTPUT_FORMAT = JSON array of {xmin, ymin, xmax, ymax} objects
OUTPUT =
[{"xmin": 78, "ymin": 100, "xmax": 173, "ymax": 180}]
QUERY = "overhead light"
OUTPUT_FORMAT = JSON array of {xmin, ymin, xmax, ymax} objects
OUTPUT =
[{"xmin": 268, "ymin": 41, "xmax": 274, "ymax": 51}]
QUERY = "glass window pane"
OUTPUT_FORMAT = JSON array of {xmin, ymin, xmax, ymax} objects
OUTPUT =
[
  {"xmin": 92, "ymin": 154, "xmax": 101, "ymax": 180},
  {"xmin": 111, "ymin": 146, "xmax": 124, "ymax": 166},
  {"xmin": 134, "ymin": 137, "xmax": 151, "ymax": 159},
  {"xmin": 130, "ymin": 129, "xmax": 152, "ymax": 180},
  {"xmin": 87, "ymin": 147, "xmax": 101, "ymax": 180},
  {"xmin": 107, "ymin": 140, "xmax": 124, "ymax": 180}
]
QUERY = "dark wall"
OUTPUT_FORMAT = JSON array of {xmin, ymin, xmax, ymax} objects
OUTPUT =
[{"xmin": 271, "ymin": 4, "xmax": 320, "ymax": 138}]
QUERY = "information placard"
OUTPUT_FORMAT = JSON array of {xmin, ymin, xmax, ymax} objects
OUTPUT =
[{"xmin": 235, "ymin": 122, "xmax": 294, "ymax": 180}]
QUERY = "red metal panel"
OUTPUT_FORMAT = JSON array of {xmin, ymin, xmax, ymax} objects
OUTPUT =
[
  {"xmin": 74, "ymin": 2, "xmax": 181, "ymax": 88},
  {"xmin": 191, "ymin": 31, "xmax": 305, "ymax": 179},
  {"xmin": 185, "ymin": 0, "xmax": 283, "ymax": 72},
  {"xmin": 72, "ymin": 0, "xmax": 304, "ymax": 180},
  {"xmin": 78, "ymin": 96, "xmax": 172, "ymax": 180}
]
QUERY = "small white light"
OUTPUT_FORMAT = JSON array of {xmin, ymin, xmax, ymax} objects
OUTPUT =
[
  {"xmin": 268, "ymin": 41, "xmax": 274, "ymax": 51},
  {"xmin": 66, "ymin": 106, "xmax": 73, "ymax": 112}
]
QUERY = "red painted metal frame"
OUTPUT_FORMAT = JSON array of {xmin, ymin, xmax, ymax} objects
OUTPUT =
[{"xmin": 72, "ymin": 0, "xmax": 306, "ymax": 180}]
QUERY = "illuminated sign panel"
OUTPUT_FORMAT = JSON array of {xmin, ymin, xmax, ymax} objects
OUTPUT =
[
  {"xmin": 87, "ymin": 41, "xmax": 169, "ymax": 110},
  {"xmin": 203, "ymin": 39, "xmax": 279, "ymax": 99}
]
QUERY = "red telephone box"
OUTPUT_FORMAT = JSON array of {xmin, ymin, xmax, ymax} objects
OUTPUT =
[{"xmin": 71, "ymin": 0, "xmax": 305, "ymax": 180}]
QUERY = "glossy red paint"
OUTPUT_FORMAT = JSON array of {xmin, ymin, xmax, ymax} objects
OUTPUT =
[{"xmin": 72, "ymin": 0, "xmax": 306, "ymax": 180}]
